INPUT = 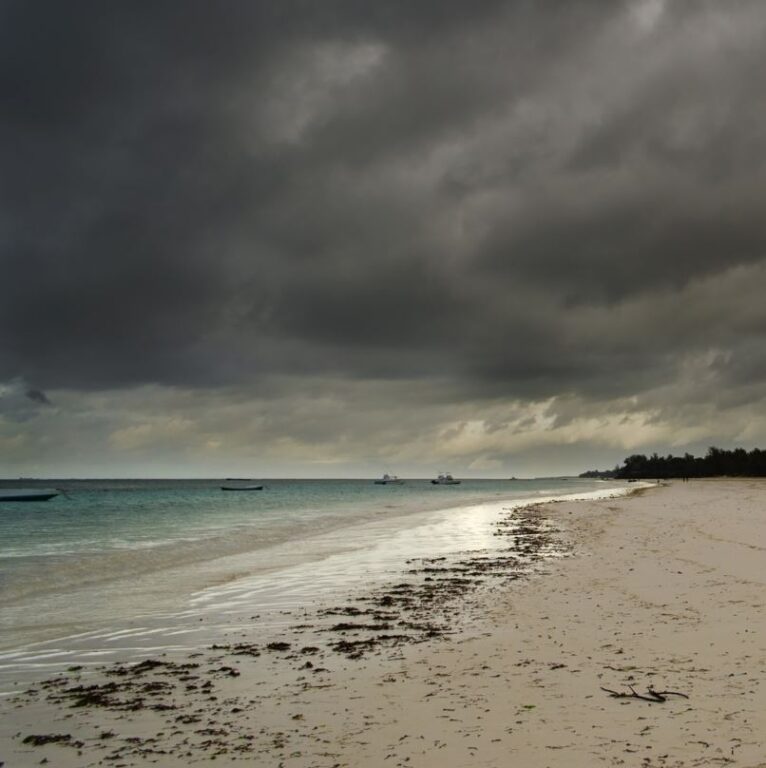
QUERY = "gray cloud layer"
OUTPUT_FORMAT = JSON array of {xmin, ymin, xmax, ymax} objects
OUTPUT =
[{"xmin": 2, "ymin": 1, "xmax": 766, "ymax": 473}]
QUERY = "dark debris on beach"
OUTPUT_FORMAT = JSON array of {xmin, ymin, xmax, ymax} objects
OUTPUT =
[
  {"xmin": 202, "ymin": 506, "xmax": 567, "ymax": 662},
  {"xmin": 313, "ymin": 508, "xmax": 566, "ymax": 658},
  {"xmin": 12, "ymin": 505, "xmax": 569, "ymax": 764}
]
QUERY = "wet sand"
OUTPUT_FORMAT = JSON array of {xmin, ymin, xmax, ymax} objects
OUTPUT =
[{"xmin": 3, "ymin": 479, "xmax": 766, "ymax": 767}]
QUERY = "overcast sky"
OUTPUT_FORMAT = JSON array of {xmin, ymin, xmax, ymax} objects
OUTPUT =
[{"xmin": 2, "ymin": 0, "xmax": 766, "ymax": 478}]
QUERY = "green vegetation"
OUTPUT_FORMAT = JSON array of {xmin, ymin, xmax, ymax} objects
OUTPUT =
[{"xmin": 581, "ymin": 447, "xmax": 766, "ymax": 480}]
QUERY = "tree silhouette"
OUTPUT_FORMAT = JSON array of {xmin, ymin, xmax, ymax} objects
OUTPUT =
[{"xmin": 581, "ymin": 447, "xmax": 766, "ymax": 479}]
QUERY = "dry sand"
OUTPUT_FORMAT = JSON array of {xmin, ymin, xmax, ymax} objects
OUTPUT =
[{"xmin": 3, "ymin": 478, "xmax": 766, "ymax": 767}]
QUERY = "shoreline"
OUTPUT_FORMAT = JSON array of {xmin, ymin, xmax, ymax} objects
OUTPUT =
[
  {"xmin": 0, "ymin": 481, "xmax": 634, "ymax": 691},
  {"xmin": 0, "ymin": 480, "xmax": 618, "ymax": 635},
  {"xmin": 7, "ymin": 479, "xmax": 763, "ymax": 766}
]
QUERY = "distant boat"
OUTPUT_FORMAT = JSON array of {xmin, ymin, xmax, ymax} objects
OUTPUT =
[
  {"xmin": 431, "ymin": 473, "xmax": 461, "ymax": 485},
  {"xmin": 0, "ymin": 488, "xmax": 59, "ymax": 502},
  {"xmin": 221, "ymin": 484, "xmax": 264, "ymax": 491},
  {"xmin": 374, "ymin": 474, "xmax": 404, "ymax": 485}
]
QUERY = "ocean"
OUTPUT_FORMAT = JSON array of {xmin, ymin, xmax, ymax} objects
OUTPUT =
[{"xmin": 0, "ymin": 477, "xmax": 627, "ymax": 693}]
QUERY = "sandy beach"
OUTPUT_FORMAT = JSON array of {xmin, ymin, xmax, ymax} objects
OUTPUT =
[{"xmin": 3, "ymin": 478, "xmax": 766, "ymax": 767}]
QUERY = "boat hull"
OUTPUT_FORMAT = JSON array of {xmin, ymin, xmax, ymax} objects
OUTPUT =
[
  {"xmin": 220, "ymin": 485, "xmax": 264, "ymax": 491},
  {"xmin": 0, "ymin": 491, "xmax": 59, "ymax": 502}
]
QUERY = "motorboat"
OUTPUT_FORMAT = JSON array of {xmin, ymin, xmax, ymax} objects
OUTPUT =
[
  {"xmin": 221, "ymin": 484, "xmax": 264, "ymax": 491},
  {"xmin": 374, "ymin": 474, "xmax": 404, "ymax": 485},
  {"xmin": 431, "ymin": 473, "xmax": 460, "ymax": 485},
  {"xmin": 0, "ymin": 488, "xmax": 59, "ymax": 502}
]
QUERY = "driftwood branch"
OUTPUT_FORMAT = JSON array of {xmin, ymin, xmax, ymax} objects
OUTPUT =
[{"xmin": 601, "ymin": 685, "xmax": 689, "ymax": 703}]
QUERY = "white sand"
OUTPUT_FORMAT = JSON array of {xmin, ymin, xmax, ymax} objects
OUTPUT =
[{"xmin": 3, "ymin": 479, "xmax": 766, "ymax": 767}]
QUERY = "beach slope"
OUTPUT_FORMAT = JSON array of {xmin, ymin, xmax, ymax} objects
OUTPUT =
[{"xmin": 3, "ymin": 479, "xmax": 766, "ymax": 766}]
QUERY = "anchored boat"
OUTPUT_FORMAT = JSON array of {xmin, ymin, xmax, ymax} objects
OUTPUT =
[
  {"xmin": 0, "ymin": 488, "xmax": 59, "ymax": 502},
  {"xmin": 374, "ymin": 474, "xmax": 404, "ymax": 485},
  {"xmin": 431, "ymin": 473, "xmax": 460, "ymax": 485}
]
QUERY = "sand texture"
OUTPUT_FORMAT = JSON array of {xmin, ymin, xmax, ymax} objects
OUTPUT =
[{"xmin": 3, "ymin": 479, "xmax": 766, "ymax": 767}]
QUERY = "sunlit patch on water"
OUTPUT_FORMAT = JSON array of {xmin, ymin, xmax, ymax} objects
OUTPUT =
[{"xmin": 0, "ymin": 481, "xmax": 637, "ymax": 694}]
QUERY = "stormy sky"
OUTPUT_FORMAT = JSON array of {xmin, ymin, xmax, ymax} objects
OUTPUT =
[{"xmin": 3, "ymin": 0, "xmax": 766, "ymax": 477}]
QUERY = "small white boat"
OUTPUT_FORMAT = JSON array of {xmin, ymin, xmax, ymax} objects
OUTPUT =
[
  {"xmin": 374, "ymin": 474, "xmax": 404, "ymax": 485},
  {"xmin": 0, "ymin": 488, "xmax": 59, "ymax": 502},
  {"xmin": 431, "ymin": 473, "xmax": 461, "ymax": 485},
  {"xmin": 221, "ymin": 484, "xmax": 264, "ymax": 491}
]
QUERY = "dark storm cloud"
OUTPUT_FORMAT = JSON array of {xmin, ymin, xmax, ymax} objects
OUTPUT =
[
  {"xmin": 2, "ymin": 0, "xmax": 766, "ymax": 406},
  {"xmin": 25, "ymin": 388, "xmax": 51, "ymax": 405},
  {"xmin": 0, "ymin": 378, "xmax": 51, "ymax": 423}
]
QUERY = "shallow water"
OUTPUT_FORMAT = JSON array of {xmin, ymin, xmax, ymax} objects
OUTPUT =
[{"xmin": 0, "ymin": 477, "xmax": 628, "ymax": 693}]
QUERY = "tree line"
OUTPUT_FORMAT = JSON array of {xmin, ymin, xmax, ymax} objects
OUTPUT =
[{"xmin": 580, "ymin": 447, "xmax": 766, "ymax": 479}]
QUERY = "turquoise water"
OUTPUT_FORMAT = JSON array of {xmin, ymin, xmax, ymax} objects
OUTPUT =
[
  {"xmin": 1, "ymin": 477, "xmax": 604, "ymax": 559},
  {"xmin": 0, "ymin": 477, "xmax": 627, "ymax": 691}
]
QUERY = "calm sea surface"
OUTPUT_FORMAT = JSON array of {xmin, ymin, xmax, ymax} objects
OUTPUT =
[{"xmin": 0, "ymin": 477, "xmax": 627, "ymax": 692}]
